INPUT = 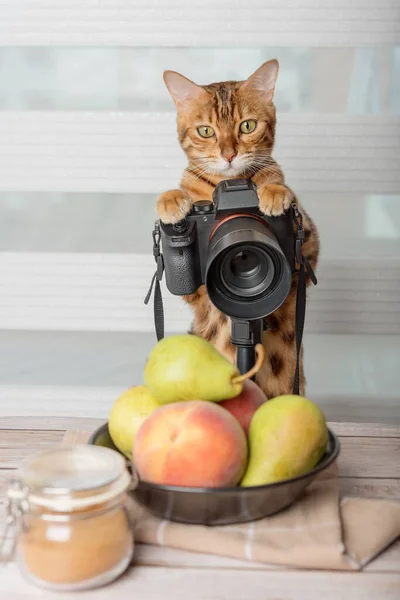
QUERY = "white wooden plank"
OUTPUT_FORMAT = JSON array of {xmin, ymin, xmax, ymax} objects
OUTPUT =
[
  {"xmin": 1, "ymin": 417, "xmax": 398, "ymax": 438},
  {"xmin": 338, "ymin": 438, "xmax": 400, "ymax": 478},
  {"xmin": 4, "ymin": 536, "xmax": 397, "ymax": 574},
  {"xmin": 0, "ymin": 416, "xmax": 104, "ymax": 431},
  {"xmin": 364, "ymin": 541, "xmax": 400, "ymax": 573},
  {"xmin": 0, "ymin": 430, "xmax": 64, "ymax": 448},
  {"xmin": 0, "ymin": 113, "xmax": 399, "ymax": 194},
  {"xmin": 2, "ymin": 469, "xmax": 398, "ymax": 508},
  {"xmin": 331, "ymin": 423, "xmax": 400, "ymax": 439},
  {"xmin": 3, "ymin": 537, "xmax": 394, "ymax": 574},
  {"xmin": 1, "ymin": 0, "xmax": 399, "ymax": 47},
  {"xmin": 2, "ymin": 425, "xmax": 398, "ymax": 475},
  {"xmin": 0, "ymin": 253, "xmax": 399, "ymax": 334},
  {"xmin": 339, "ymin": 478, "xmax": 400, "ymax": 501},
  {"xmin": 1, "ymin": 563, "xmax": 400, "ymax": 600}
]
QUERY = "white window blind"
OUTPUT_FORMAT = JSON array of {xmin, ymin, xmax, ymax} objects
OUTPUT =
[
  {"xmin": 0, "ymin": 113, "xmax": 399, "ymax": 193},
  {"xmin": 1, "ymin": 0, "xmax": 399, "ymax": 46},
  {"xmin": 0, "ymin": 0, "xmax": 399, "ymax": 420}
]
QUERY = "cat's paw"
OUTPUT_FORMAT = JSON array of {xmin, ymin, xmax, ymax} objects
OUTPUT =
[
  {"xmin": 258, "ymin": 184, "xmax": 292, "ymax": 217},
  {"xmin": 157, "ymin": 189, "xmax": 192, "ymax": 224}
]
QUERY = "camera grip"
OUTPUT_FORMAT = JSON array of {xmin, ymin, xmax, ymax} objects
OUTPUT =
[{"xmin": 160, "ymin": 221, "xmax": 202, "ymax": 296}]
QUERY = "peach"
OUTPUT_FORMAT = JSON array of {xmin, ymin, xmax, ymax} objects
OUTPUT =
[
  {"xmin": 133, "ymin": 400, "xmax": 248, "ymax": 488},
  {"xmin": 219, "ymin": 379, "xmax": 267, "ymax": 435}
]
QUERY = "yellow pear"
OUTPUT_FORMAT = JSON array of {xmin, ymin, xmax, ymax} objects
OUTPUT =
[
  {"xmin": 240, "ymin": 394, "xmax": 328, "ymax": 486},
  {"xmin": 108, "ymin": 385, "xmax": 159, "ymax": 459},
  {"xmin": 143, "ymin": 334, "xmax": 242, "ymax": 404}
]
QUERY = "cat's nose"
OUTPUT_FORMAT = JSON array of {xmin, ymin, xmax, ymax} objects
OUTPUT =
[{"xmin": 222, "ymin": 151, "xmax": 236, "ymax": 164}]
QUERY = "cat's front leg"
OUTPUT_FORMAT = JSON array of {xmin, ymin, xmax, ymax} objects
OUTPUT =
[
  {"xmin": 157, "ymin": 189, "xmax": 192, "ymax": 224},
  {"xmin": 258, "ymin": 183, "xmax": 293, "ymax": 217}
]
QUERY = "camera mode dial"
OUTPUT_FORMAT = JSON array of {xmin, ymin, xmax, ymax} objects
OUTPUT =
[{"xmin": 193, "ymin": 200, "xmax": 213, "ymax": 214}]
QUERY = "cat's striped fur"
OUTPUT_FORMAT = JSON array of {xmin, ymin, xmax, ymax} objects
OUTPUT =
[{"xmin": 157, "ymin": 60, "xmax": 319, "ymax": 398}]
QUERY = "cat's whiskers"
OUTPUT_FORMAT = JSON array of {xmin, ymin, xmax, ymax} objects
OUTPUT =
[
  {"xmin": 183, "ymin": 162, "xmax": 214, "ymax": 186},
  {"xmin": 190, "ymin": 158, "xmax": 215, "ymax": 172},
  {"xmin": 244, "ymin": 154, "xmax": 282, "ymax": 177},
  {"xmin": 188, "ymin": 152, "xmax": 280, "ymax": 180},
  {"xmin": 194, "ymin": 160, "xmax": 222, "ymax": 177}
]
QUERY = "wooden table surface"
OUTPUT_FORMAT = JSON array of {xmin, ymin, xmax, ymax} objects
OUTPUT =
[{"xmin": 1, "ymin": 416, "xmax": 399, "ymax": 599}]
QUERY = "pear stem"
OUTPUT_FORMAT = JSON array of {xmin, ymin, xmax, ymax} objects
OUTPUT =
[{"xmin": 232, "ymin": 344, "xmax": 265, "ymax": 384}]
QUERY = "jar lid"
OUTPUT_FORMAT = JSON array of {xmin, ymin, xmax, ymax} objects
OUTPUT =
[{"xmin": 14, "ymin": 445, "xmax": 133, "ymax": 511}]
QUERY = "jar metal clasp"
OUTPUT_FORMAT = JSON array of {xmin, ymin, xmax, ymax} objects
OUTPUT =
[{"xmin": 0, "ymin": 479, "xmax": 29, "ymax": 565}]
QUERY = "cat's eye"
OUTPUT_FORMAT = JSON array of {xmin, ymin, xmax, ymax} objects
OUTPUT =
[
  {"xmin": 197, "ymin": 126, "xmax": 215, "ymax": 138},
  {"xmin": 240, "ymin": 120, "xmax": 257, "ymax": 134}
]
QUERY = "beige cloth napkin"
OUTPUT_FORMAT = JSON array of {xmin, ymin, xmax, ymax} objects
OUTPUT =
[{"xmin": 62, "ymin": 429, "xmax": 400, "ymax": 571}]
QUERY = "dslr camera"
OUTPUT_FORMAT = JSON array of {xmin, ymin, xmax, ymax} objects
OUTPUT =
[{"xmin": 159, "ymin": 178, "xmax": 295, "ymax": 321}]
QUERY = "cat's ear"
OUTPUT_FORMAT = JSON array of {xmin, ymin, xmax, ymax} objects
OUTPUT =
[
  {"xmin": 240, "ymin": 59, "xmax": 279, "ymax": 102},
  {"xmin": 163, "ymin": 70, "xmax": 210, "ymax": 111}
]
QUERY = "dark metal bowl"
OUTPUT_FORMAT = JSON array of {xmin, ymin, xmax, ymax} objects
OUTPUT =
[{"xmin": 88, "ymin": 422, "xmax": 340, "ymax": 526}]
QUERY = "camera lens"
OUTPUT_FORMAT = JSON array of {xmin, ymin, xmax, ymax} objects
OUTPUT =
[
  {"xmin": 205, "ymin": 216, "xmax": 292, "ymax": 320},
  {"xmin": 220, "ymin": 246, "xmax": 274, "ymax": 297},
  {"xmin": 230, "ymin": 250, "xmax": 259, "ymax": 278}
]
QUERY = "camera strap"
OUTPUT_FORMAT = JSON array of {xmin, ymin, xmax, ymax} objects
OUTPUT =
[
  {"xmin": 144, "ymin": 222, "xmax": 165, "ymax": 342},
  {"xmin": 292, "ymin": 203, "xmax": 318, "ymax": 395}
]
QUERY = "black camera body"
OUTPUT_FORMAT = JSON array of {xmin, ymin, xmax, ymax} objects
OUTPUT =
[{"xmin": 159, "ymin": 178, "xmax": 296, "ymax": 321}]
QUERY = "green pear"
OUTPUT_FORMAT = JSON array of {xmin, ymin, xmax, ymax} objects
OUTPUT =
[
  {"xmin": 108, "ymin": 385, "xmax": 159, "ymax": 459},
  {"xmin": 240, "ymin": 395, "xmax": 328, "ymax": 487},
  {"xmin": 143, "ymin": 334, "xmax": 242, "ymax": 404}
]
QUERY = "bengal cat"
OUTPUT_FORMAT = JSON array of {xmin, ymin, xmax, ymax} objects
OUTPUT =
[{"xmin": 156, "ymin": 60, "xmax": 319, "ymax": 398}]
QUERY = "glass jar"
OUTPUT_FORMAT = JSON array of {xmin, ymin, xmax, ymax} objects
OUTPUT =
[{"xmin": 3, "ymin": 445, "xmax": 135, "ymax": 591}]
